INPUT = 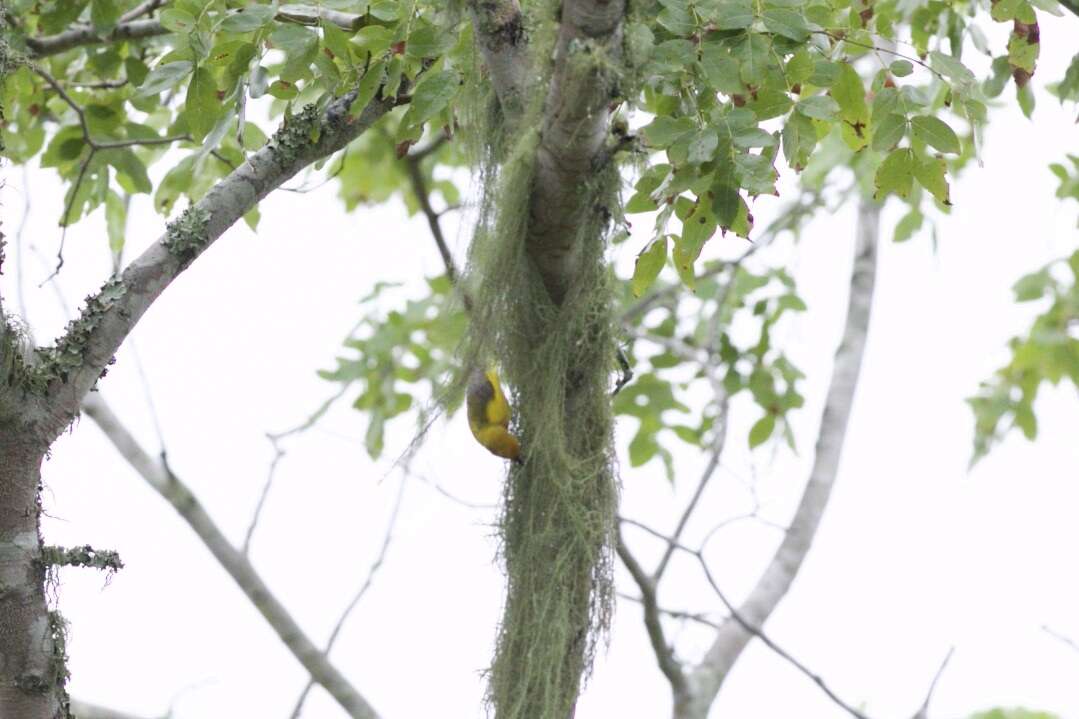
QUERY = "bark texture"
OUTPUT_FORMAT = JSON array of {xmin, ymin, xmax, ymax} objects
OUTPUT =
[{"xmin": 0, "ymin": 432, "xmax": 60, "ymax": 719}]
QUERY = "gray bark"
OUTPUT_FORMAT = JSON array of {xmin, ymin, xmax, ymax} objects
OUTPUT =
[{"xmin": 0, "ymin": 431, "xmax": 59, "ymax": 719}]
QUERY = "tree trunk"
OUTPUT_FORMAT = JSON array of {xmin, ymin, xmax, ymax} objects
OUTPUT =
[{"xmin": 0, "ymin": 432, "xmax": 63, "ymax": 719}]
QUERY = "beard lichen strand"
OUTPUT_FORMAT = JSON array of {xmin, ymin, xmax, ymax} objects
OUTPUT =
[{"xmin": 458, "ymin": 116, "xmax": 620, "ymax": 719}]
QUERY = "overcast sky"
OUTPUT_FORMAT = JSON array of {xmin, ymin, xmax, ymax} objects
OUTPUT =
[{"xmin": 3, "ymin": 15, "xmax": 1078, "ymax": 719}]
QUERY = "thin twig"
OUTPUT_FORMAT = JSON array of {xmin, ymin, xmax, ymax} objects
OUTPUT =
[
  {"xmin": 119, "ymin": 0, "xmax": 168, "ymax": 23},
  {"xmin": 289, "ymin": 476, "xmax": 409, "ymax": 718},
  {"xmin": 652, "ymin": 429, "xmax": 725, "ymax": 582},
  {"xmin": 33, "ymin": 66, "xmax": 189, "ymax": 282},
  {"xmin": 617, "ymin": 592, "xmax": 722, "ymax": 630},
  {"xmin": 1042, "ymin": 625, "xmax": 1079, "ymax": 655},
  {"xmin": 911, "ymin": 647, "xmax": 954, "ymax": 719},
  {"xmin": 693, "ymin": 550, "xmax": 871, "ymax": 719},
  {"xmin": 242, "ymin": 443, "xmax": 284, "ymax": 556},
  {"xmin": 403, "ymin": 137, "xmax": 459, "ymax": 286},
  {"xmin": 816, "ymin": 31, "xmax": 945, "ymax": 81},
  {"xmin": 616, "ymin": 528, "xmax": 688, "ymax": 694}
]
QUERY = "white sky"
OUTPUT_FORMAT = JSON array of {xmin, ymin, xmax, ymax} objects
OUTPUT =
[{"xmin": 3, "ymin": 14, "xmax": 1078, "ymax": 719}]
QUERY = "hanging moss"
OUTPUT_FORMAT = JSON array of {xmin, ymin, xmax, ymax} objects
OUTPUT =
[{"xmin": 450, "ymin": 3, "xmax": 624, "ymax": 717}]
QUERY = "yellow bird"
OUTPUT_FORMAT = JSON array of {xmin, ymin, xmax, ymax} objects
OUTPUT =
[{"xmin": 466, "ymin": 367, "xmax": 522, "ymax": 463}]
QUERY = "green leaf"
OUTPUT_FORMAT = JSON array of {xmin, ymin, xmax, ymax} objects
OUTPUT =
[
  {"xmin": 160, "ymin": 8, "xmax": 197, "ymax": 33},
  {"xmin": 795, "ymin": 95, "xmax": 840, "ymax": 120},
  {"xmin": 713, "ymin": 0, "xmax": 754, "ymax": 29},
  {"xmin": 732, "ymin": 33, "xmax": 770, "ymax": 85},
  {"xmin": 749, "ymin": 414, "xmax": 776, "ymax": 448},
  {"xmin": 747, "ymin": 89, "xmax": 793, "ymax": 121},
  {"xmin": 830, "ymin": 62, "xmax": 869, "ymax": 149},
  {"xmin": 1007, "ymin": 28, "xmax": 1039, "ymax": 73},
  {"xmin": 782, "ymin": 110, "xmax": 816, "ymax": 171},
  {"xmin": 871, "ymin": 113, "xmax": 906, "ymax": 152},
  {"xmin": 874, "ymin": 148, "xmax": 914, "ymax": 200},
  {"xmin": 893, "ymin": 209, "xmax": 923, "ymax": 242},
  {"xmin": 105, "ymin": 190, "xmax": 126, "ymax": 254},
  {"xmin": 642, "ymin": 116, "xmax": 696, "ymax": 148},
  {"xmin": 321, "ymin": 19, "xmax": 355, "ymax": 62},
  {"xmin": 401, "ymin": 70, "xmax": 461, "ymax": 129},
  {"xmin": 350, "ymin": 58, "xmax": 386, "ymax": 116},
  {"xmin": 407, "ymin": 25, "xmax": 456, "ymax": 59},
  {"xmin": 687, "ymin": 128, "xmax": 720, "ymax": 163},
  {"xmin": 103, "ymin": 148, "xmax": 152, "ymax": 194},
  {"xmin": 890, "ymin": 60, "xmax": 914, "ymax": 77},
  {"xmin": 761, "ymin": 7, "xmax": 809, "ymax": 41},
  {"xmin": 910, "ymin": 116, "xmax": 960, "ymax": 154},
  {"xmin": 712, "ymin": 159, "xmax": 740, "ymax": 227},
  {"xmin": 185, "ymin": 66, "xmax": 220, "ymax": 141},
  {"xmin": 930, "ymin": 51, "xmax": 975, "ymax": 85},
  {"xmin": 913, "ymin": 154, "xmax": 951, "ymax": 204},
  {"xmin": 700, "ymin": 44, "xmax": 743, "ymax": 94},
  {"xmin": 676, "ymin": 203, "xmax": 717, "ymax": 267},
  {"xmin": 786, "ymin": 49, "xmax": 814, "ymax": 85},
  {"xmin": 219, "ymin": 6, "xmax": 276, "ymax": 32},
  {"xmin": 658, "ymin": 5, "xmax": 695, "ymax": 35},
  {"xmin": 91, "ymin": 0, "xmax": 120, "ymax": 33},
  {"xmin": 1013, "ymin": 269, "xmax": 1051, "ymax": 301},
  {"xmin": 134, "ymin": 61, "xmax": 194, "ymax": 98},
  {"xmin": 632, "ymin": 238, "xmax": 668, "ymax": 297}
]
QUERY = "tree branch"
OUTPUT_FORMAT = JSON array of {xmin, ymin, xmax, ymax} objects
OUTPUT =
[
  {"xmin": 683, "ymin": 198, "xmax": 881, "ymax": 716},
  {"xmin": 289, "ymin": 477, "xmax": 408, "ymax": 718},
  {"xmin": 468, "ymin": 0, "xmax": 529, "ymax": 114},
  {"xmin": 119, "ymin": 0, "xmax": 168, "ymax": 23},
  {"xmin": 652, "ymin": 431, "xmax": 725, "ymax": 583},
  {"xmin": 26, "ymin": 6, "xmax": 365, "ymax": 58},
  {"xmin": 80, "ymin": 394, "xmax": 381, "ymax": 719},
  {"xmin": 403, "ymin": 138, "xmax": 459, "ymax": 286},
  {"xmin": 30, "ymin": 90, "xmax": 397, "ymax": 440},
  {"xmin": 26, "ymin": 19, "xmax": 170, "ymax": 58},
  {"xmin": 616, "ymin": 529, "xmax": 689, "ymax": 700},
  {"xmin": 528, "ymin": 0, "xmax": 626, "ymax": 302},
  {"xmin": 910, "ymin": 648, "xmax": 954, "ymax": 719},
  {"xmin": 692, "ymin": 551, "xmax": 870, "ymax": 719}
]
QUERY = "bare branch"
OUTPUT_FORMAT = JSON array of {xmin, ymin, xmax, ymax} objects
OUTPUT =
[
  {"xmin": 26, "ymin": 7, "xmax": 365, "ymax": 58},
  {"xmin": 693, "ymin": 552, "xmax": 871, "ymax": 719},
  {"xmin": 911, "ymin": 647, "xmax": 954, "ymax": 719},
  {"xmin": 289, "ymin": 477, "xmax": 408, "ymax": 718},
  {"xmin": 652, "ymin": 426, "xmax": 726, "ymax": 582},
  {"xmin": 1042, "ymin": 625, "xmax": 1079, "ymax": 654},
  {"xmin": 81, "ymin": 394, "xmax": 382, "ymax": 719},
  {"xmin": 616, "ymin": 528, "xmax": 688, "ymax": 698},
  {"xmin": 119, "ymin": 0, "xmax": 168, "ymax": 23},
  {"xmin": 684, "ymin": 198, "xmax": 881, "ymax": 714},
  {"xmin": 403, "ymin": 138, "xmax": 460, "ymax": 286},
  {"xmin": 30, "ymin": 89, "xmax": 397, "ymax": 440},
  {"xmin": 617, "ymin": 592, "xmax": 722, "ymax": 630},
  {"xmin": 242, "ymin": 443, "xmax": 284, "ymax": 556}
]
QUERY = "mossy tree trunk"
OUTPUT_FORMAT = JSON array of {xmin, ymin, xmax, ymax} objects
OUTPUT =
[{"xmin": 466, "ymin": 2, "xmax": 628, "ymax": 717}]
